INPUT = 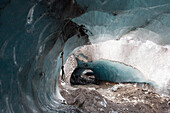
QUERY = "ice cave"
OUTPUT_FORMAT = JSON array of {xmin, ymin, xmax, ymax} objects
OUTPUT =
[{"xmin": 0, "ymin": 0, "xmax": 170, "ymax": 113}]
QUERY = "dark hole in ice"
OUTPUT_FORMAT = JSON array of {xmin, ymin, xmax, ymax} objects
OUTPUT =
[{"xmin": 70, "ymin": 69, "xmax": 97, "ymax": 85}]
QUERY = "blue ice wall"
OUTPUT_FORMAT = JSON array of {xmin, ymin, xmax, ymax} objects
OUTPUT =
[
  {"xmin": 73, "ymin": 0, "xmax": 170, "ymax": 44},
  {"xmin": 77, "ymin": 0, "xmax": 170, "ymax": 12},
  {"xmin": 75, "ymin": 58, "xmax": 153, "ymax": 84},
  {"xmin": 0, "ymin": 0, "xmax": 85, "ymax": 112},
  {"xmin": 0, "ymin": 0, "xmax": 170, "ymax": 112}
]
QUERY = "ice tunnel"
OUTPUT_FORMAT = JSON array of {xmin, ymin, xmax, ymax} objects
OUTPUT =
[{"xmin": 0, "ymin": 0, "xmax": 170, "ymax": 112}]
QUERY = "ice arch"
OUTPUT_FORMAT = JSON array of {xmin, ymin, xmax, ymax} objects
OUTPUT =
[{"xmin": 0, "ymin": 0, "xmax": 170, "ymax": 112}]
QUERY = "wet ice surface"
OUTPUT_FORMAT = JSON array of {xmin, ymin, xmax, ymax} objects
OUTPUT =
[{"xmin": 59, "ymin": 80, "xmax": 170, "ymax": 113}]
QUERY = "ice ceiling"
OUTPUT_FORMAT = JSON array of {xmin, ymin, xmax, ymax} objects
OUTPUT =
[{"xmin": 0, "ymin": 0, "xmax": 170, "ymax": 112}]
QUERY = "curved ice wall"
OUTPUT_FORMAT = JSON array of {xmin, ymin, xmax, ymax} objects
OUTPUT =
[
  {"xmin": 73, "ymin": 0, "xmax": 170, "ymax": 94},
  {"xmin": 0, "ymin": 0, "xmax": 170, "ymax": 112}
]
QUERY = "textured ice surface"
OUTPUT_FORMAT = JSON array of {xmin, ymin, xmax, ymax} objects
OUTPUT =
[
  {"xmin": 1, "ymin": 0, "xmax": 170, "ymax": 112},
  {"xmin": 72, "ymin": 3, "xmax": 170, "ymax": 94},
  {"xmin": 75, "ymin": 58, "xmax": 152, "ymax": 84},
  {"xmin": 71, "ymin": 36, "xmax": 170, "ymax": 94},
  {"xmin": 94, "ymin": 38, "xmax": 170, "ymax": 93},
  {"xmin": 73, "ymin": 3, "xmax": 170, "ymax": 44}
]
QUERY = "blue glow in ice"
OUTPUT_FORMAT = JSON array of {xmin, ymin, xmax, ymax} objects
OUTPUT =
[{"xmin": 75, "ymin": 58, "xmax": 154, "ymax": 84}]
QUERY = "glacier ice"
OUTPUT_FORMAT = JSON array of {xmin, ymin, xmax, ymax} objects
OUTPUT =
[
  {"xmin": 74, "ymin": 58, "xmax": 153, "ymax": 84},
  {"xmin": 0, "ymin": 0, "xmax": 170, "ymax": 112}
]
